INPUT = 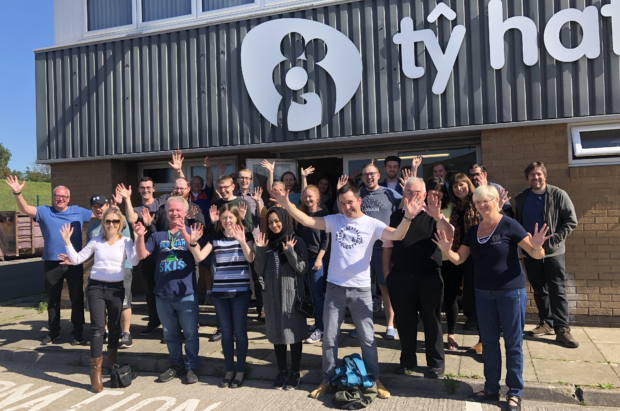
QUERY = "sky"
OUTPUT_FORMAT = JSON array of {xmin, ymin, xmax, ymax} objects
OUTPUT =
[{"xmin": 0, "ymin": 1, "xmax": 54, "ymax": 172}]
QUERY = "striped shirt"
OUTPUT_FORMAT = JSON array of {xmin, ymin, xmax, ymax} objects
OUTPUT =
[{"xmin": 210, "ymin": 231, "xmax": 253, "ymax": 297}]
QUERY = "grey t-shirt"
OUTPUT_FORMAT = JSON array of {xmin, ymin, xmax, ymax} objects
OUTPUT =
[
  {"xmin": 360, "ymin": 186, "xmax": 402, "ymax": 248},
  {"xmin": 133, "ymin": 194, "xmax": 170, "ymax": 214}
]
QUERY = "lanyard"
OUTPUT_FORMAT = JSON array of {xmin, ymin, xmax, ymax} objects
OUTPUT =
[{"xmin": 166, "ymin": 230, "xmax": 180, "ymax": 262}]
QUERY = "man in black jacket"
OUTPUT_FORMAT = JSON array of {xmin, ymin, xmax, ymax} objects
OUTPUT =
[
  {"xmin": 514, "ymin": 162, "xmax": 578, "ymax": 348},
  {"xmin": 143, "ymin": 178, "xmax": 206, "ymax": 232}
]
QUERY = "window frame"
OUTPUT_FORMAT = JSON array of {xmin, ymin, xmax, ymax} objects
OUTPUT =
[
  {"xmin": 183, "ymin": 156, "xmax": 238, "ymax": 185},
  {"xmin": 197, "ymin": 0, "xmax": 259, "ymax": 19},
  {"xmin": 137, "ymin": 0, "xmax": 198, "ymax": 29},
  {"xmin": 569, "ymin": 123, "xmax": 620, "ymax": 167},
  {"xmin": 137, "ymin": 161, "xmax": 178, "ymax": 193},
  {"xmin": 83, "ymin": 0, "xmax": 138, "ymax": 37}
]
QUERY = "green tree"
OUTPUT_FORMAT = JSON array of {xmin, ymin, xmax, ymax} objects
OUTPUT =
[
  {"xmin": 25, "ymin": 161, "xmax": 51, "ymax": 183},
  {"xmin": 0, "ymin": 142, "xmax": 11, "ymax": 177}
]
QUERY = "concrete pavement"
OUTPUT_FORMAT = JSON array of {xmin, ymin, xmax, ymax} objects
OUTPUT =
[{"xmin": 1, "ymin": 294, "xmax": 620, "ymax": 407}]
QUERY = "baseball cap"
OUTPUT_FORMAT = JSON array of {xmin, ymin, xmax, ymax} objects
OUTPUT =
[{"xmin": 90, "ymin": 194, "xmax": 108, "ymax": 207}]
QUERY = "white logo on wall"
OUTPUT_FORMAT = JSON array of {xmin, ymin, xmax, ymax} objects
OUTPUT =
[{"xmin": 241, "ymin": 18, "xmax": 363, "ymax": 132}]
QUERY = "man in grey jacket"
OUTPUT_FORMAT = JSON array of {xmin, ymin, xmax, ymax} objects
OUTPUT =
[{"xmin": 514, "ymin": 162, "xmax": 578, "ymax": 348}]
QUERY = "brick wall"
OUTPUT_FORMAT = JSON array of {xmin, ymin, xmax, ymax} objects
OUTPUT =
[{"xmin": 481, "ymin": 124, "xmax": 620, "ymax": 326}]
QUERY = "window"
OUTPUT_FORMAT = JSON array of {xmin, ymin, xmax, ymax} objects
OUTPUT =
[
  {"xmin": 202, "ymin": 0, "xmax": 254, "ymax": 13},
  {"xmin": 139, "ymin": 163, "xmax": 176, "ymax": 193},
  {"xmin": 570, "ymin": 124, "xmax": 620, "ymax": 166},
  {"xmin": 87, "ymin": 0, "xmax": 133, "ymax": 31},
  {"xmin": 142, "ymin": 0, "xmax": 192, "ymax": 22}
]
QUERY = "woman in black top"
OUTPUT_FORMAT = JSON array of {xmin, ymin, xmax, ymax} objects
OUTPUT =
[
  {"xmin": 435, "ymin": 185, "xmax": 550, "ymax": 411},
  {"xmin": 296, "ymin": 185, "xmax": 329, "ymax": 344}
]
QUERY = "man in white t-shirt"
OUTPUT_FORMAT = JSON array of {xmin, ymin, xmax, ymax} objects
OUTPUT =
[{"xmin": 270, "ymin": 183, "xmax": 418, "ymax": 400}]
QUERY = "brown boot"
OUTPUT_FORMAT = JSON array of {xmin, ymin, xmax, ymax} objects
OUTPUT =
[
  {"xmin": 107, "ymin": 349, "xmax": 118, "ymax": 372},
  {"xmin": 90, "ymin": 357, "xmax": 103, "ymax": 393},
  {"xmin": 556, "ymin": 327, "xmax": 579, "ymax": 348}
]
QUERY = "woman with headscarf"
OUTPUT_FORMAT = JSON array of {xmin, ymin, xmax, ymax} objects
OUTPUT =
[{"xmin": 254, "ymin": 207, "xmax": 309, "ymax": 391}]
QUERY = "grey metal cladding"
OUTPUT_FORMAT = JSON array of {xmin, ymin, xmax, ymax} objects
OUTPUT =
[{"xmin": 35, "ymin": 0, "xmax": 620, "ymax": 161}]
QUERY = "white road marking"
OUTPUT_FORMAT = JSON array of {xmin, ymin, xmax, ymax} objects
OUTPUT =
[
  {"xmin": 101, "ymin": 394, "xmax": 141, "ymax": 411},
  {"xmin": 203, "ymin": 403, "xmax": 221, "ymax": 411},
  {"xmin": 465, "ymin": 401, "xmax": 483, "ymax": 411}
]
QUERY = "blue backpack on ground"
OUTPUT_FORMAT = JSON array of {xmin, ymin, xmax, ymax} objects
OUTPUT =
[{"xmin": 330, "ymin": 354, "xmax": 378, "ymax": 410}]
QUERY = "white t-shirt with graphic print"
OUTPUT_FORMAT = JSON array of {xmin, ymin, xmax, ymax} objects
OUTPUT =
[{"xmin": 324, "ymin": 213, "xmax": 387, "ymax": 288}]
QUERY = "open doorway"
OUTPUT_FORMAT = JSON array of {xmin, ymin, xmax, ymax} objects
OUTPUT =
[{"xmin": 297, "ymin": 157, "xmax": 343, "ymax": 203}]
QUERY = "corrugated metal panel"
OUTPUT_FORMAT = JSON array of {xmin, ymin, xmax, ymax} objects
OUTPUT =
[
  {"xmin": 36, "ymin": 0, "xmax": 620, "ymax": 161},
  {"xmin": 142, "ymin": 0, "xmax": 192, "ymax": 22}
]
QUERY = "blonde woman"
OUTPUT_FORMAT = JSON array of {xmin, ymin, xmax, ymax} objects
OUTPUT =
[
  {"xmin": 434, "ymin": 185, "xmax": 550, "ymax": 411},
  {"xmin": 60, "ymin": 208, "xmax": 139, "ymax": 393}
]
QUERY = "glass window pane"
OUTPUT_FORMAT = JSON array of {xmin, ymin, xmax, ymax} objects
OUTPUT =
[
  {"xmin": 397, "ymin": 148, "xmax": 478, "ymax": 183},
  {"xmin": 142, "ymin": 0, "xmax": 191, "ymax": 22},
  {"xmin": 202, "ymin": 0, "xmax": 254, "ymax": 12},
  {"xmin": 88, "ymin": 0, "xmax": 132, "ymax": 31},
  {"xmin": 191, "ymin": 164, "xmax": 234, "ymax": 182},
  {"xmin": 143, "ymin": 167, "xmax": 175, "ymax": 185},
  {"xmin": 579, "ymin": 130, "xmax": 620, "ymax": 150},
  {"xmin": 346, "ymin": 158, "xmax": 387, "ymax": 188}
]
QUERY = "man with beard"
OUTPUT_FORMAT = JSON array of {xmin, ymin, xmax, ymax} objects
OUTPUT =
[
  {"xmin": 468, "ymin": 163, "xmax": 514, "ymax": 217},
  {"xmin": 515, "ymin": 162, "xmax": 578, "ymax": 348},
  {"xmin": 380, "ymin": 155, "xmax": 423, "ymax": 194}
]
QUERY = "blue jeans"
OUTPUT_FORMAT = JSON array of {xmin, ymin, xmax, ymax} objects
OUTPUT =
[
  {"xmin": 308, "ymin": 258, "xmax": 326, "ymax": 331},
  {"xmin": 476, "ymin": 288, "xmax": 527, "ymax": 398},
  {"xmin": 156, "ymin": 293, "xmax": 200, "ymax": 370},
  {"xmin": 370, "ymin": 248, "xmax": 386, "ymax": 288},
  {"xmin": 213, "ymin": 290, "xmax": 251, "ymax": 373}
]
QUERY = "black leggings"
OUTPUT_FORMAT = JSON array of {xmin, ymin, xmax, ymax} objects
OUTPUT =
[
  {"xmin": 274, "ymin": 342, "xmax": 303, "ymax": 373},
  {"xmin": 86, "ymin": 280, "xmax": 124, "ymax": 358},
  {"xmin": 441, "ymin": 261, "xmax": 462, "ymax": 335}
]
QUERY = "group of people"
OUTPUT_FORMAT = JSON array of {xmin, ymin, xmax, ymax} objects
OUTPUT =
[{"xmin": 5, "ymin": 150, "xmax": 578, "ymax": 411}]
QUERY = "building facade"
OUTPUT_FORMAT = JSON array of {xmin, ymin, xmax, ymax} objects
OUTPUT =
[{"xmin": 38, "ymin": 0, "xmax": 620, "ymax": 323}]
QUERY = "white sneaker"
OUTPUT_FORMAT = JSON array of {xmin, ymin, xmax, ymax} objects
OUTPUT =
[{"xmin": 305, "ymin": 329, "xmax": 323, "ymax": 344}]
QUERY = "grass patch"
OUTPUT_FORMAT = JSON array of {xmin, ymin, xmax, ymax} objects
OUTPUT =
[
  {"xmin": 37, "ymin": 302, "xmax": 47, "ymax": 314},
  {"xmin": 66, "ymin": 356, "xmax": 82, "ymax": 367},
  {"xmin": 457, "ymin": 374, "xmax": 468, "ymax": 378},
  {"xmin": 0, "ymin": 180, "xmax": 51, "ymax": 211},
  {"xmin": 598, "ymin": 383, "xmax": 616, "ymax": 389},
  {"xmin": 470, "ymin": 374, "xmax": 481, "ymax": 379},
  {"xmin": 559, "ymin": 381, "xmax": 569, "ymax": 385},
  {"xmin": 443, "ymin": 375, "xmax": 460, "ymax": 395}
]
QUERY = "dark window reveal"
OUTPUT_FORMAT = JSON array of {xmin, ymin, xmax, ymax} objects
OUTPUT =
[
  {"xmin": 88, "ymin": 0, "xmax": 132, "ymax": 31},
  {"xmin": 203, "ymin": 0, "xmax": 254, "ymax": 13},
  {"xmin": 142, "ymin": 0, "xmax": 192, "ymax": 22}
]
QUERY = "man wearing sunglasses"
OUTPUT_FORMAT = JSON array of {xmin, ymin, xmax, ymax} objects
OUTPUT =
[{"xmin": 5, "ymin": 176, "xmax": 95, "ymax": 346}]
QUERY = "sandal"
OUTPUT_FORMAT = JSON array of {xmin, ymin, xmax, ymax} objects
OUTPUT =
[
  {"xmin": 466, "ymin": 390, "xmax": 500, "ymax": 403},
  {"xmin": 506, "ymin": 396, "xmax": 521, "ymax": 411},
  {"xmin": 447, "ymin": 336, "xmax": 459, "ymax": 351}
]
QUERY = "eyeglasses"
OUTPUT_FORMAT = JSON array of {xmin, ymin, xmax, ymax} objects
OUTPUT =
[
  {"xmin": 237, "ymin": 177, "xmax": 251, "ymax": 181},
  {"xmin": 53, "ymin": 195, "xmax": 69, "ymax": 200},
  {"xmin": 105, "ymin": 220, "xmax": 121, "ymax": 225},
  {"xmin": 173, "ymin": 186, "xmax": 189, "ymax": 191},
  {"xmin": 138, "ymin": 186, "xmax": 154, "ymax": 191},
  {"xmin": 362, "ymin": 172, "xmax": 379, "ymax": 178},
  {"xmin": 217, "ymin": 184, "xmax": 233, "ymax": 190}
]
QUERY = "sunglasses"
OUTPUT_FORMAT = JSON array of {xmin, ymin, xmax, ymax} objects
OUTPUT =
[{"xmin": 105, "ymin": 220, "xmax": 121, "ymax": 225}]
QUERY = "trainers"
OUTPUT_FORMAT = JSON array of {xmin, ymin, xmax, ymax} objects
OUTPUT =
[
  {"xmin": 185, "ymin": 369, "xmax": 199, "ymax": 384},
  {"xmin": 556, "ymin": 327, "xmax": 579, "ymax": 348},
  {"xmin": 273, "ymin": 370, "xmax": 289, "ymax": 389},
  {"xmin": 140, "ymin": 323, "xmax": 160, "ymax": 336},
  {"xmin": 210, "ymin": 329, "xmax": 222, "ymax": 342},
  {"xmin": 41, "ymin": 335, "xmax": 60, "ymax": 346},
  {"xmin": 309, "ymin": 381, "xmax": 330, "ymax": 399},
  {"xmin": 376, "ymin": 380, "xmax": 390, "ymax": 399},
  {"xmin": 350, "ymin": 329, "xmax": 358, "ymax": 338},
  {"xmin": 463, "ymin": 316, "xmax": 478, "ymax": 330},
  {"xmin": 529, "ymin": 322, "xmax": 554, "ymax": 337},
  {"xmin": 305, "ymin": 329, "xmax": 323, "ymax": 344},
  {"xmin": 159, "ymin": 365, "xmax": 185, "ymax": 382},
  {"xmin": 385, "ymin": 328, "xmax": 397, "ymax": 340},
  {"xmin": 205, "ymin": 293, "xmax": 214, "ymax": 306},
  {"xmin": 71, "ymin": 338, "xmax": 87, "ymax": 346},
  {"xmin": 308, "ymin": 324, "xmax": 317, "ymax": 334},
  {"xmin": 467, "ymin": 342, "xmax": 483, "ymax": 355},
  {"xmin": 119, "ymin": 332, "xmax": 133, "ymax": 348},
  {"xmin": 372, "ymin": 297, "xmax": 383, "ymax": 313},
  {"xmin": 395, "ymin": 365, "xmax": 414, "ymax": 375},
  {"xmin": 284, "ymin": 372, "xmax": 301, "ymax": 391}
]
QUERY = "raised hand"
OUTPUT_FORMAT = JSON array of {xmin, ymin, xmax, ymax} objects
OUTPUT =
[
  {"xmin": 59, "ymin": 223, "xmax": 74, "ymax": 244},
  {"xmin": 111, "ymin": 191, "xmax": 122, "ymax": 209},
  {"xmin": 140, "ymin": 208, "xmax": 153, "ymax": 226},
  {"xmin": 254, "ymin": 232, "xmax": 268, "ymax": 248},
  {"xmin": 250, "ymin": 186, "xmax": 263, "ymax": 203},
  {"xmin": 190, "ymin": 223, "xmax": 204, "ymax": 243},
  {"xmin": 282, "ymin": 234, "xmax": 297, "ymax": 250},
  {"xmin": 188, "ymin": 204, "xmax": 198, "ymax": 220},
  {"xmin": 216, "ymin": 160, "xmax": 226, "ymax": 176},
  {"xmin": 301, "ymin": 166, "xmax": 315, "ymax": 178},
  {"xmin": 203, "ymin": 156, "xmax": 211, "ymax": 168},
  {"xmin": 529, "ymin": 223, "xmax": 552, "ymax": 250},
  {"xmin": 403, "ymin": 195, "xmax": 423, "ymax": 219},
  {"xmin": 5, "ymin": 175, "xmax": 25, "ymax": 194},
  {"xmin": 260, "ymin": 159, "xmax": 275, "ymax": 172},
  {"xmin": 168, "ymin": 149, "xmax": 184, "ymax": 171},
  {"xmin": 411, "ymin": 155, "xmax": 423, "ymax": 170},
  {"xmin": 238, "ymin": 201, "xmax": 248, "ymax": 220},
  {"xmin": 116, "ymin": 183, "xmax": 132, "ymax": 199},
  {"xmin": 498, "ymin": 188, "xmax": 512, "ymax": 210},
  {"xmin": 132, "ymin": 222, "xmax": 146, "ymax": 237},
  {"xmin": 231, "ymin": 223, "xmax": 247, "ymax": 244},
  {"xmin": 432, "ymin": 229, "xmax": 453, "ymax": 252},
  {"xmin": 401, "ymin": 167, "xmax": 413, "ymax": 180},
  {"xmin": 169, "ymin": 217, "xmax": 186, "ymax": 233},
  {"xmin": 268, "ymin": 187, "xmax": 289, "ymax": 206},
  {"xmin": 349, "ymin": 169, "xmax": 361, "ymax": 180},
  {"xmin": 337, "ymin": 175, "xmax": 349, "ymax": 191},
  {"xmin": 57, "ymin": 253, "xmax": 72, "ymax": 265},
  {"xmin": 426, "ymin": 193, "xmax": 442, "ymax": 220},
  {"xmin": 209, "ymin": 204, "xmax": 219, "ymax": 223},
  {"xmin": 214, "ymin": 189, "xmax": 223, "ymax": 200}
]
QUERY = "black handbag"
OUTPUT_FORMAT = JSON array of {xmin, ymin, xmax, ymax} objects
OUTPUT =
[
  {"xmin": 294, "ymin": 261, "xmax": 315, "ymax": 319},
  {"xmin": 110, "ymin": 363, "xmax": 138, "ymax": 388}
]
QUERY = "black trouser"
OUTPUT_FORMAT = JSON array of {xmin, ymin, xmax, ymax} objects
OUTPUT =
[
  {"xmin": 461, "ymin": 256, "xmax": 476, "ymax": 319},
  {"xmin": 441, "ymin": 261, "xmax": 461, "ymax": 335},
  {"xmin": 387, "ymin": 270, "xmax": 445, "ymax": 370},
  {"xmin": 44, "ymin": 261, "xmax": 85, "ymax": 339},
  {"xmin": 274, "ymin": 342, "xmax": 303, "ymax": 373},
  {"xmin": 142, "ymin": 254, "xmax": 160, "ymax": 327},
  {"xmin": 87, "ymin": 279, "xmax": 124, "ymax": 358},
  {"xmin": 524, "ymin": 254, "xmax": 569, "ymax": 332},
  {"xmin": 250, "ymin": 262, "xmax": 264, "ymax": 313}
]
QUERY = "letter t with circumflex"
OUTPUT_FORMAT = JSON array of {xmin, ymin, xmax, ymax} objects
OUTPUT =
[{"xmin": 603, "ymin": 0, "xmax": 620, "ymax": 56}]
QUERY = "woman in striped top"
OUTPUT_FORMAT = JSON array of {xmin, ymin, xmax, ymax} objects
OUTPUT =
[{"xmin": 185, "ymin": 203, "xmax": 254, "ymax": 389}]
